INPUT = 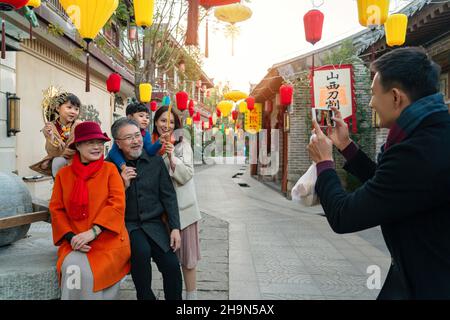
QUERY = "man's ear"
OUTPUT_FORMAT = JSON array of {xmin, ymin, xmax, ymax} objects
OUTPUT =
[
  {"xmin": 127, "ymin": 115, "xmax": 132, "ymax": 119},
  {"xmin": 392, "ymin": 88, "xmax": 402, "ymax": 109}
]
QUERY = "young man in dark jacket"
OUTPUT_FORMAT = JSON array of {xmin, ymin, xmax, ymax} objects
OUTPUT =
[{"xmin": 308, "ymin": 47, "xmax": 450, "ymax": 299}]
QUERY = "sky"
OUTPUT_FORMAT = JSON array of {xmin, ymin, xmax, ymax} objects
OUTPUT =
[{"xmin": 199, "ymin": 0, "xmax": 412, "ymax": 92}]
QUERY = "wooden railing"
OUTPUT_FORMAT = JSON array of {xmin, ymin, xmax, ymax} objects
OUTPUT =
[{"xmin": 0, "ymin": 203, "xmax": 50, "ymax": 230}]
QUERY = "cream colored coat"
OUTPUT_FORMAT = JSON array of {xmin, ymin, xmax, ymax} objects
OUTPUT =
[{"xmin": 162, "ymin": 140, "xmax": 202, "ymax": 230}]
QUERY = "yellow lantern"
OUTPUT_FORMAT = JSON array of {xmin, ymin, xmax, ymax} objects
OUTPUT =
[
  {"xmin": 217, "ymin": 100, "xmax": 234, "ymax": 117},
  {"xmin": 139, "ymin": 83, "xmax": 152, "ymax": 103},
  {"xmin": 214, "ymin": 3, "xmax": 252, "ymax": 24},
  {"xmin": 357, "ymin": 0, "xmax": 390, "ymax": 27},
  {"xmin": 134, "ymin": 0, "xmax": 155, "ymax": 28},
  {"xmin": 186, "ymin": 117, "xmax": 192, "ymax": 126},
  {"xmin": 27, "ymin": 0, "xmax": 41, "ymax": 8},
  {"xmin": 385, "ymin": 14, "xmax": 408, "ymax": 47},
  {"xmin": 238, "ymin": 100, "xmax": 247, "ymax": 113},
  {"xmin": 59, "ymin": 0, "xmax": 119, "ymax": 92},
  {"xmin": 214, "ymin": 3, "xmax": 252, "ymax": 56},
  {"xmin": 223, "ymin": 90, "xmax": 248, "ymax": 102}
]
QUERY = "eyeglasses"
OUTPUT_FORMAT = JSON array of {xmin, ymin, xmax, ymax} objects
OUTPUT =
[{"xmin": 117, "ymin": 133, "xmax": 142, "ymax": 143}]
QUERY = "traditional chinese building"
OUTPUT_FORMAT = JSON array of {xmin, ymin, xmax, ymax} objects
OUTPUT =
[
  {"xmin": 250, "ymin": 0, "xmax": 450, "ymax": 199},
  {"xmin": 0, "ymin": 1, "xmax": 213, "ymax": 200}
]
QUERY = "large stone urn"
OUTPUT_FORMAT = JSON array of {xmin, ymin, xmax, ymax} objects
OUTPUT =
[{"xmin": 0, "ymin": 172, "xmax": 33, "ymax": 247}]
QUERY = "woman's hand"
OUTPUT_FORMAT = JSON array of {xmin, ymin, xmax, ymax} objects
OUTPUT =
[
  {"xmin": 328, "ymin": 106, "xmax": 352, "ymax": 151},
  {"xmin": 165, "ymin": 142, "xmax": 174, "ymax": 156},
  {"xmin": 78, "ymin": 244, "xmax": 92, "ymax": 253},
  {"xmin": 170, "ymin": 229, "xmax": 181, "ymax": 252},
  {"xmin": 71, "ymin": 230, "xmax": 96, "ymax": 251},
  {"xmin": 121, "ymin": 166, "xmax": 137, "ymax": 189},
  {"xmin": 159, "ymin": 132, "xmax": 171, "ymax": 144}
]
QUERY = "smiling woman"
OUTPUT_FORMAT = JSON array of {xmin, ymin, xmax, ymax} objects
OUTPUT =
[{"xmin": 49, "ymin": 121, "xmax": 131, "ymax": 300}]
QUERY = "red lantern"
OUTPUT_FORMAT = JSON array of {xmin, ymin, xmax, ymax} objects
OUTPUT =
[
  {"xmin": 176, "ymin": 91, "xmax": 189, "ymax": 111},
  {"xmin": 188, "ymin": 100, "xmax": 195, "ymax": 117},
  {"xmin": 232, "ymin": 110, "xmax": 239, "ymax": 121},
  {"xmin": 209, "ymin": 116, "xmax": 213, "ymax": 127},
  {"xmin": 199, "ymin": 0, "xmax": 239, "ymax": 8},
  {"xmin": 303, "ymin": 9, "xmax": 324, "ymax": 45},
  {"xmin": 216, "ymin": 108, "xmax": 221, "ymax": 117},
  {"xmin": 0, "ymin": 0, "xmax": 28, "ymax": 10},
  {"xmin": 194, "ymin": 112, "xmax": 201, "ymax": 123},
  {"xmin": 1, "ymin": 0, "xmax": 29, "ymax": 59},
  {"xmin": 246, "ymin": 96, "xmax": 255, "ymax": 111},
  {"xmin": 106, "ymin": 73, "xmax": 121, "ymax": 93},
  {"xmin": 279, "ymin": 84, "xmax": 294, "ymax": 106},
  {"xmin": 150, "ymin": 101, "xmax": 158, "ymax": 112}
]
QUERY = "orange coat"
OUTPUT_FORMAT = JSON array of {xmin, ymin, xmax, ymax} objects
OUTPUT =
[{"xmin": 49, "ymin": 161, "xmax": 131, "ymax": 292}]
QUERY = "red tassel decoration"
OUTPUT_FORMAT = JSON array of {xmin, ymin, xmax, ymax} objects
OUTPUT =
[
  {"xmin": 2, "ymin": 20, "xmax": 6, "ymax": 59},
  {"xmin": 85, "ymin": 41, "xmax": 91, "ymax": 92}
]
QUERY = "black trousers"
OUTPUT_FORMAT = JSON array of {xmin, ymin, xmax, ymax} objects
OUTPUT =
[{"xmin": 129, "ymin": 228, "xmax": 182, "ymax": 300}]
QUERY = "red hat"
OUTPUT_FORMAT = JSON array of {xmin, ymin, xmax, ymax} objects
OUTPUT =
[{"xmin": 69, "ymin": 121, "xmax": 111, "ymax": 150}]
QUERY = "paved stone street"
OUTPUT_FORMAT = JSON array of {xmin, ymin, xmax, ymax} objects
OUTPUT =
[{"xmin": 194, "ymin": 163, "xmax": 391, "ymax": 300}]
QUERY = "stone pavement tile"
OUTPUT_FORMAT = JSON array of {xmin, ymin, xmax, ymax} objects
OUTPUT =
[
  {"xmin": 259, "ymin": 281, "xmax": 323, "ymax": 296},
  {"xmin": 261, "ymin": 293, "xmax": 326, "ymax": 300},
  {"xmin": 229, "ymin": 280, "xmax": 261, "ymax": 300},
  {"xmin": 229, "ymin": 250, "xmax": 254, "ymax": 266},
  {"xmin": 198, "ymin": 290, "xmax": 228, "ymax": 300},
  {"xmin": 302, "ymin": 258, "xmax": 363, "ymax": 276},
  {"xmin": 256, "ymin": 272, "xmax": 317, "ymax": 286},
  {"xmin": 229, "ymin": 264, "xmax": 258, "ymax": 282},
  {"xmin": 311, "ymin": 274, "xmax": 378, "ymax": 299},
  {"xmin": 293, "ymin": 247, "xmax": 347, "ymax": 261}
]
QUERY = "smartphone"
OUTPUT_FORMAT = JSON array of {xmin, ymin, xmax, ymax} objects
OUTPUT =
[{"xmin": 312, "ymin": 108, "xmax": 335, "ymax": 128}]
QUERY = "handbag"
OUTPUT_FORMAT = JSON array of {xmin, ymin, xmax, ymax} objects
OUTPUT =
[{"xmin": 291, "ymin": 163, "xmax": 319, "ymax": 206}]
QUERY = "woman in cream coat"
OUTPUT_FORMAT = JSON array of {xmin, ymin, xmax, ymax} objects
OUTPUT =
[{"xmin": 151, "ymin": 106, "xmax": 202, "ymax": 300}]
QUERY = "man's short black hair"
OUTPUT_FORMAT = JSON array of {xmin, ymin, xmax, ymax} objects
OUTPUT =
[
  {"xmin": 371, "ymin": 47, "xmax": 441, "ymax": 103},
  {"xmin": 126, "ymin": 102, "xmax": 149, "ymax": 116}
]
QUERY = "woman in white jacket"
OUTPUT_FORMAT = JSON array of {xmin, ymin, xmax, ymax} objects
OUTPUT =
[{"xmin": 152, "ymin": 106, "xmax": 202, "ymax": 300}]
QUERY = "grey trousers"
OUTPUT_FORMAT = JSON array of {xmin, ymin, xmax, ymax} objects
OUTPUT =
[{"xmin": 60, "ymin": 251, "xmax": 122, "ymax": 300}]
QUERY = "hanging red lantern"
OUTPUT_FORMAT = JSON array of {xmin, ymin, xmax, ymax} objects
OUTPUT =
[
  {"xmin": 175, "ymin": 91, "xmax": 189, "ymax": 111},
  {"xmin": 199, "ymin": 0, "xmax": 239, "ymax": 8},
  {"xmin": 279, "ymin": 84, "xmax": 294, "ymax": 106},
  {"xmin": 106, "ymin": 73, "xmax": 121, "ymax": 93},
  {"xmin": 209, "ymin": 116, "xmax": 213, "ymax": 127},
  {"xmin": 0, "ymin": 0, "xmax": 29, "ymax": 59},
  {"xmin": 216, "ymin": 108, "xmax": 221, "ymax": 118},
  {"xmin": 150, "ymin": 101, "xmax": 158, "ymax": 112},
  {"xmin": 194, "ymin": 111, "xmax": 201, "ymax": 123},
  {"xmin": 232, "ymin": 110, "xmax": 239, "ymax": 121},
  {"xmin": 188, "ymin": 100, "xmax": 195, "ymax": 117},
  {"xmin": 303, "ymin": 9, "xmax": 324, "ymax": 45},
  {"xmin": 0, "ymin": 0, "xmax": 28, "ymax": 10},
  {"xmin": 246, "ymin": 96, "xmax": 255, "ymax": 111}
]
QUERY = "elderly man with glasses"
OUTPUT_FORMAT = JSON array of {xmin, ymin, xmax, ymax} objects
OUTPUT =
[{"xmin": 107, "ymin": 117, "xmax": 182, "ymax": 300}]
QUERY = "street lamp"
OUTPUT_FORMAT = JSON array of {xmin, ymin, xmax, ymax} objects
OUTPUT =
[{"xmin": 6, "ymin": 92, "xmax": 20, "ymax": 137}]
